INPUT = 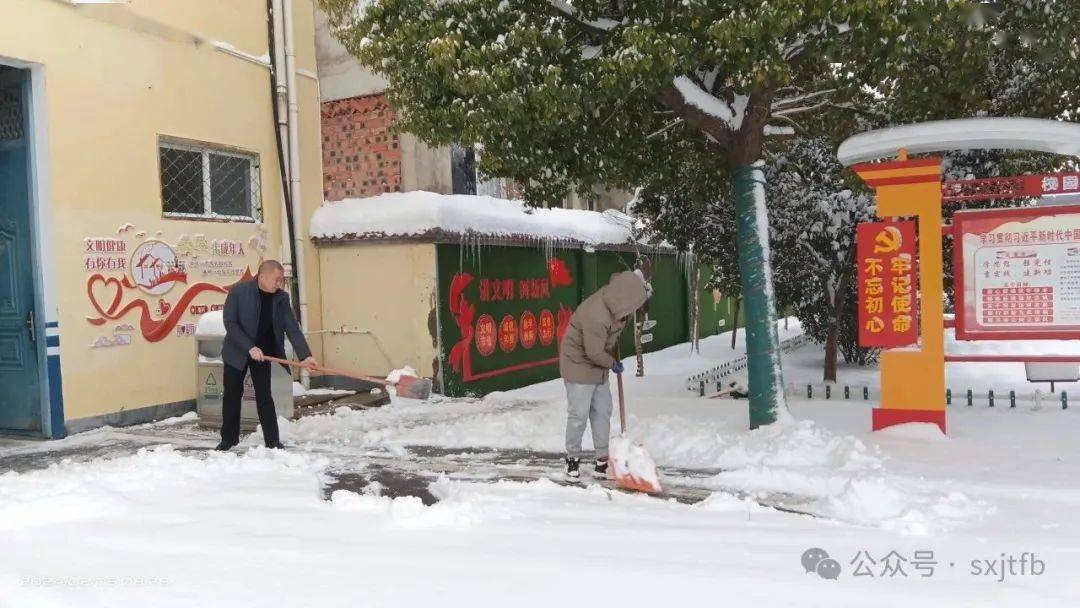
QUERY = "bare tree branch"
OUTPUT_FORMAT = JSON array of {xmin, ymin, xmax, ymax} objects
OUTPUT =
[{"xmin": 773, "ymin": 88, "xmax": 837, "ymax": 108}]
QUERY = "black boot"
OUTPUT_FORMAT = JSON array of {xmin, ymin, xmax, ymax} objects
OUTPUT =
[
  {"xmin": 214, "ymin": 440, "xmax": 237, "ymax": 451},
  {"xmin": 565, "ymin": 457, "xmax": 581, "ymax": 480},
  {"xmin": 265, "ymin": 440, "xmax": 286, "ymax": 450},
  {"xmin": 594, "ymin": 456, "xmax": 609, "ymax": 478}
]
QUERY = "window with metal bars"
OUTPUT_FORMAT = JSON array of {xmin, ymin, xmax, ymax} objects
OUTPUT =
[{"xmin": 159, "ymin": 138, "xmax": 261, "ymax": 221}]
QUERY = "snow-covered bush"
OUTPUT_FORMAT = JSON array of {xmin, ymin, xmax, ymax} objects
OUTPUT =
[{"xmin": 768, "ymin": 138, "xmax": 877, "ymax": 378}]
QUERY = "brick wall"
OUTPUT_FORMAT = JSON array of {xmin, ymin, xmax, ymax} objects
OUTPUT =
[{"xmin": 321, "ymin": 94, "xmax": 402, "ymax": 201}]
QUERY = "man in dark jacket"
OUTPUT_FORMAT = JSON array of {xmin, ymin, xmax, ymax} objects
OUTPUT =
[
  {"xmin": 215, "ymin": 260, "xmax": 316, "ymax": 451},
  {"xmin": 558, "ymin": 270, "xmax": 651, "ymax": 479}
]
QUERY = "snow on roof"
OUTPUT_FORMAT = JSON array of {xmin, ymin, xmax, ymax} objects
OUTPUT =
[{"xmin": 309, "ymin": 191, "xmax": 637, "ymax": 246}]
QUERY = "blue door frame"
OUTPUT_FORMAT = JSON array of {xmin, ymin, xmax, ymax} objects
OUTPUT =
[{"xmin": 0, "ymin": 64, "xmax": 50, "ymax": 436}]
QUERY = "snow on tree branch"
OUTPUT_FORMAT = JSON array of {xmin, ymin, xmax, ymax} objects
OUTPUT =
[
  {"xmin": 546, "ymin": 0, "xmax": 620, "ymax": 34},
  {"xmin": 672, "ymin": 76, "xmax": 747, "ymax": 131}
]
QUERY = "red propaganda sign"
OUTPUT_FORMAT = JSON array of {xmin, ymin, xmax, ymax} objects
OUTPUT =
[
  {"xmin": 857, "ymin": 221, "xmax": 918, "ymax": 348},
  {"xmin": 538, "ymin": 309, "xmax": 555, "ymax": 346},
  {"xmin": 953, "ymin": 204, "xmax": 1080, "ymax": 340},
  {"xmin": 474, "ymin": 314, "xmax": 496, "ymax": 356},
  {"xmin": 942, "ymin": 173, "xmax": 1080, "ymax": 203},
  {"xmin": 498, "ymin": 314, "xmax": 518, "ymax": 353},
  {"xmin": 519, "ymin": 311, "xmax": 537, "ymax": 349}
]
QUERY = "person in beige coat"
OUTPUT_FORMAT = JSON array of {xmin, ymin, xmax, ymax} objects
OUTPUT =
[{"xmin": 558, "ymin": 269, "xmax": 651, "ymax": 479}]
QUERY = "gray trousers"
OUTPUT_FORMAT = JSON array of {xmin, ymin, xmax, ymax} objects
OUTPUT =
[{"xmin": 564, "ymin": 379, "xmax": 613, "ymax": 460}]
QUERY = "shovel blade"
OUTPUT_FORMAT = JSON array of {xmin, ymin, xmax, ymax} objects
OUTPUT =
[
  {"xmin": 608, "ymin": 435, "xmax": 662, "ymax": 494},
  {"xmin": 394, "ymin": 375, "xmax": 432, "ymax": 400}
]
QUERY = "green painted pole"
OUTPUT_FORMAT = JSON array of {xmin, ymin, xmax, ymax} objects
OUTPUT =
[{"xmin": 732, "ymin": 163, "xmax": 786, "ymax": 428}]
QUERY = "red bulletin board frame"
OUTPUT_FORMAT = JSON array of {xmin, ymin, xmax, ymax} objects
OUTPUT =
[{"xmin": 953, "ymin": 203, "xmax": 1080, "ymax": 341}]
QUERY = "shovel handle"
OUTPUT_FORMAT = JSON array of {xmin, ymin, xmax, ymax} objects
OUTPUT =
[
  {"xmin": 263, "ymin": 355, "xmax": 391, "ymax": 387},
  {"xmin": 616, "ymin": 371, "xmax": 627, "ymax": 435},
  {"xmin": 614, "ymin": 343, "xmax": 628, "ymax": 435}
]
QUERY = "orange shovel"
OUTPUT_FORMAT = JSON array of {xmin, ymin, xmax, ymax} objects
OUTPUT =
[
  {"xmin": 608, "ymin": 371, "xmax": 662, "ymax": 493},
  {"xmin": 264, "ymin": 355, "xmax": 432, "ymax": 400}
]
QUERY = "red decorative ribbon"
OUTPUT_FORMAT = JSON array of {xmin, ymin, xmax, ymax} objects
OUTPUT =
[
  {"xmin": 86, "ymin": 269, "xmax": 253, "ymax": 343},
  {"xmin": 447, "ymin": 272, "xmax": 475, "ymax": 375}
]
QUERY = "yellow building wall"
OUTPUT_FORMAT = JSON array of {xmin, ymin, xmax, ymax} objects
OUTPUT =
[
  {"xmin": 318, "ymin": 242, "xmax": 440, "ymax": 380},
  {"xmin": 294, "ymin": 0, "xmax": 327, "ymax": 376},
  {"xmin": 0, "ymin": 0, "xmax": 324, "ymax": 424}
]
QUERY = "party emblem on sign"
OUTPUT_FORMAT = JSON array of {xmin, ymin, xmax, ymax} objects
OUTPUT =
[
  {"xmin": 872, "ymin": 225, "xmax": 903, "ymax": 254},
  {"xmin": 130, "ymin": 240, "xmax": 186, "ymax": 295}
]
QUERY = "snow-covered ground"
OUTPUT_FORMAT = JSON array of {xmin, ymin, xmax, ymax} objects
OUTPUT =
[{"xmin": 2, "ymin": 323, "xmax": 1079, "ymax": 607}]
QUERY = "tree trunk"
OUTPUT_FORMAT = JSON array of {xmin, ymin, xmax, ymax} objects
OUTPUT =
[
  {"xmin": 732, "ymin": 163, "xmax": 786, "ymax": 428},
  {"xmin": 823, "ymin": 269, "xmax": 853, "ymax": 384},
  {"xmin": 730, "ymin": 296, "xmax": 741, "ymax": 350},
  {"xmin": 823, "ymin": 315, "xmax": 839, "ymax": 383}
]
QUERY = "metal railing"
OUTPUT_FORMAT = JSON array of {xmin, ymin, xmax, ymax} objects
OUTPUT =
[{"xmin": 684, "ymin": 333, "xmax": 812, "ymax": 394}]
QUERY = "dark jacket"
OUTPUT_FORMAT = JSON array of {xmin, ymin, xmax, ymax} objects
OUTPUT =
[
  {"xmin": 559, "ymin": 271, "xmax": 649, "ymax": 384},
  {"xmin": 221, "ymin": 279, "xmax": 312, "ymax": 371}
]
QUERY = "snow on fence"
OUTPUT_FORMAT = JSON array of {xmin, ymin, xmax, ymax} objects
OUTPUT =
[{"xmin": 684, "ymin": 333, "xmax": 812, "ymax": 394}]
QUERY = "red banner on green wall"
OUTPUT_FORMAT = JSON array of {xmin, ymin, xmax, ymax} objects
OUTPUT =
[
  {"xmin": 446, "ymin": 258, "xmax": 575, "ymax": 383},
  {"xmin": 857, "ymin": 220, "xmax": 918, "ymax": 348}
]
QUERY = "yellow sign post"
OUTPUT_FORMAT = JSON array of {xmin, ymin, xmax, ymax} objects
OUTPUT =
[{"xmin": 852, "ymin": 157, "xmax": 947, "ymax": 433}]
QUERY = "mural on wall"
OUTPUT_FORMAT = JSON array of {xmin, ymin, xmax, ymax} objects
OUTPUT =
[
  {"xmin": 437, "ymin": 244, "xmax": 703, "ymax": 397},
  {"xmin": 445, "ymin": 253, "xmax": 575, "ymax": 385},
  {"xmin": 84, "ymin": 222, "xmax": 267, "ymax": 345}
]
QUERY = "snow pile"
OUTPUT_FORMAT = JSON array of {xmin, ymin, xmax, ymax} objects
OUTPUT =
[
  {"xmin": 330, "ymin": 477, "xmax": 520, "ymax": 529},
  {"xmin": 874, "ymin": 422, "xmax": 949, "ymax": 442},
  {"xmin": 821, "ymin": 478, "xmax": 983, "ymax": 535},
  {"xmin": 309, "ymin": 191, "xmax": 636, "ymax": 245},
  {"xmin": 292, "ymin": 382, "xmax": 357, "ymax": 398},
  {"xmin": 306, "ymin": 388, "xmax": 357, "ymax": 397},
  {"xmin": 0, "ymin": 446, "xmax": 327, "ymax": 533},
  {"xmin": 385, "ymin": 366, "xmax": 418, "ymax": 384},
  {"xmin": 277, "ymin": 395, "xmax": 558, "ymax": 449},
  {"xmin": 195, "ymin": 310, "xmax": 225, "ymax": 338},
  {"xmin": 279, "ymin": 393, "xmax": 981, "ymax": 532},
  {"xmin": 638, "ymin": 416, "xmax": 878, "ymax": 471}
]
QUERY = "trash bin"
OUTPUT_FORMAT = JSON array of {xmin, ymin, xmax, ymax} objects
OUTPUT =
[{"xmin": 195, "ymin": 311, "xmax": 294, "ymax": 432}]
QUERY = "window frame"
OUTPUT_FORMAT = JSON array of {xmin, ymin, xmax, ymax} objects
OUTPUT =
[{"xmin": 158, "ymin": 136, "xmax": 262, "ymax": 223}]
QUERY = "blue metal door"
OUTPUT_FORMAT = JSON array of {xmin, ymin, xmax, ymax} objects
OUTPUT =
[{"xmin": 0, "ymin": 66, "xmax": 42, "ymax": 432}]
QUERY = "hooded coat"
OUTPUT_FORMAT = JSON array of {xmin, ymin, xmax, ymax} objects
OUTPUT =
[{"xmin": 559, "ymin": 270, "xmax": 649, "ymax": 384}]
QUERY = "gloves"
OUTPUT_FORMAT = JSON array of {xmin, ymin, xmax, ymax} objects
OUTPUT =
[{"xmin": 611, "ymin": 360, "xmax": 625, "ymax": 374}]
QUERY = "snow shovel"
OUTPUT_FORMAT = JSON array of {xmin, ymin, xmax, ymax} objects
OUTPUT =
[
  {"xmin": 263, "ymin": 356, "xmax": 432, "ymax": 400},
  {"xmin": 608, "ymin": 371, "xmax": 662, "ymax": 494}
]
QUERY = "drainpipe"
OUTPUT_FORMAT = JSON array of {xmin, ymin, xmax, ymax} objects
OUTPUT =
[
  {"xmin": 282, "ymin": 0, "xmax": 311, "ymax": 386},
  {"xmin": 271, "ymin": 0, "xmax": 290, "ymax": 273}
]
